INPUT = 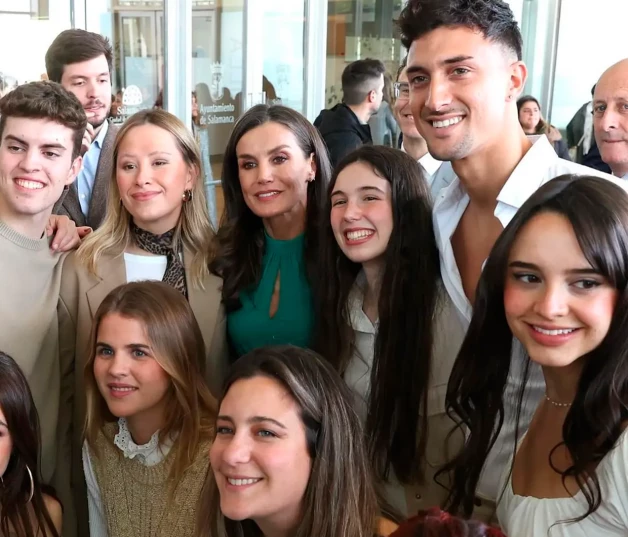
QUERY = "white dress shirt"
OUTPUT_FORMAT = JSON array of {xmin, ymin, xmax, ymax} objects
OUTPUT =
[
  {"xmin": 401, "ymin": 142, "xmax": 442, "ymax": 185},
  {"xmin": 429, "ymin": 135, "xmax": 626, "ymax": 502}
]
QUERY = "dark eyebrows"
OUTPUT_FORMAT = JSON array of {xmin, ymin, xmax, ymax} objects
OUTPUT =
[
  {"xmin": 0, "ymin": 420, "xmax": 7, "ymax": 428},
  {"xmin": 331, "ymin": 185, "xmax": 387, "ymax": 197},
  {"xmin": 216, "ymin": 415, "xmax": 287, "ymax": 429},
  {"xmin": 237, "ymin": 144, "xmax": 291, "ymax": 160},
  {"xmin": 4, "ymin": 135, "xmax": 67, "ymax": 151},
  {"xmin": 95, "ymin": 342, "xmax": 151, "ymax": 351},
  {"xmin": 508, "ymin": 261, "xmax": 601, "ymax": 275},
  {"xmin": 406, "ymin": 55, "xmax": 474, "ymax": 76}
]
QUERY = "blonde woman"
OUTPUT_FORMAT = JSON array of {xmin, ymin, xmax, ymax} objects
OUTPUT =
[
  {"xmin": 58, "ymin": 109, "xmax": 226, "ymax": 534},
  {"xmin": 83, "ymin": 281, "xmax": 216, "ymax": 537}
]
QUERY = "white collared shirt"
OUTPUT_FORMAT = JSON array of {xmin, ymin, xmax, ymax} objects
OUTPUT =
[
  {"xmin": 401, "ymin": 142, "xmax": 442, "ymax": 185},
  {"xmin": 430, "ymin": 135, "xmax": 626, "ymax": 502}
]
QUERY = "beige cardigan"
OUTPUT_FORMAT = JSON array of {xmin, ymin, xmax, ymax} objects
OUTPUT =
[{"xmin": 58, "ymin": 248, "xmax": 228, "ymax": 537}]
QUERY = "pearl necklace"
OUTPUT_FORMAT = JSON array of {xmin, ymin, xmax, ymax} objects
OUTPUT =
[{"xmin": 545, "ymin": 394, "xmax": 573, "ymax": 408}]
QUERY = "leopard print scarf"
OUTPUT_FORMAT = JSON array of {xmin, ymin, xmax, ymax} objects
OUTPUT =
[{"xmin": 130, "ymin": 223, "xmax": 188, "ymax": 298}]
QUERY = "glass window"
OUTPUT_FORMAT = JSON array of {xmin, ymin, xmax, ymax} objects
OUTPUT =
[
  {"xmin": 550, "ymin": 0, "xmax": 628, "ymax": 130},
  {"xmin": 87, "ymin": 0, "xmax": 165, "ymax": 124},
  {"xmin": 325, "ymin": 0, "xmax": 404, "ymax": 109},
  {"xmin": 0, "ymin": 0, "xmax": 72, "ymax": 92}
]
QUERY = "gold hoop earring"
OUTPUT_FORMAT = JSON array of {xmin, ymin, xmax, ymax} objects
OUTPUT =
[
  {"xmin": 182, "ymin": 189, "xmax": 193, "ymax": 202},
  {"xmin": 26, "ymin": 465, "xmax": 34, "ymax": 503}
]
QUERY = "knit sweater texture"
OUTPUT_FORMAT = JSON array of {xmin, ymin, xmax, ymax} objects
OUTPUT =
[
  {"xmin": 91, "ymin": 422, "xmax": 211, "ymax": 537},
  {"xmin": 0, "ymin": 220, "xmax": 66, "ymax": 483}
]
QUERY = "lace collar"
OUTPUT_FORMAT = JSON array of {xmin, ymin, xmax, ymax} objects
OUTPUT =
[{"xmin": 113, "ymin": 418, "xmax": 163, "ymax": 462}]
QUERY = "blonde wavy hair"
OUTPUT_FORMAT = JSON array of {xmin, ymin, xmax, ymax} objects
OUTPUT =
[{"xmin": 76, "ymin": 108, "xmax": 214, "ymax": 287}]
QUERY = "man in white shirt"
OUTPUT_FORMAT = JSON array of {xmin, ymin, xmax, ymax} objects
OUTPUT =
[
  {"xmin": 398, "ymin": 0, "xmax": 625, "ymax": 518},
  {"xmin": 392, "ymin": 59, "xmax": 442, "ymax": 184},
  {"xmin": 593, "ymin": 59, "xmax": 628, "ymax": 180}
]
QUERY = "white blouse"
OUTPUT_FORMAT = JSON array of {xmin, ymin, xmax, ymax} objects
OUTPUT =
[
  {"xmin": 497, "ymin": 428, "xmax": 628, "ymax": 537},
  {"xmin": 83, "ymin": 418, "xmax": 173, "ymax": 537}
]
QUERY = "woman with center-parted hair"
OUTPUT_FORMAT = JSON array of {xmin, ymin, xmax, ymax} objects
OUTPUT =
[
  {"xmin": 442, "ymin": 175, "xmax": 628, "ymax": 536},
  {"xmin": 315, "ymin": 145, "xmax": 466, "ymax": 515},
  {"xmin": 196, "ymin": 345, "xmax": 399, "ymax": 537},
  {"xmin": 58, "ymin": 108, "xmax": 227, "ymax": 534},
  {"xmin": 83, "ymin": 281, "xmax": 216, "ymax": 537},
  {"xmin": 0, "ymin": 351, "xmax": 62, "ymax": 537},
  {"xmin": 209, "ymin": 104, "xmax": 332, "ymax": 358}
]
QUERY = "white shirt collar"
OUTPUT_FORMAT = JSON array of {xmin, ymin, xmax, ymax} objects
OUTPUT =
[
  {"xmin": 348, "ymin": 272, "xmax": 377, "ymax": 334},
  {"xmin": 400, "ymin": 142, "xmax": 442, "ymax": 182},
  {"xmin": 94, "ymin": 119, "xmax": 109, "ymax": 149}
]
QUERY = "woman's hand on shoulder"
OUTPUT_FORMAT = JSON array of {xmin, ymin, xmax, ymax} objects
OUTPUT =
[{"xmin": 47, "ymin": 215, "xmax": 92, "ymax": 252}]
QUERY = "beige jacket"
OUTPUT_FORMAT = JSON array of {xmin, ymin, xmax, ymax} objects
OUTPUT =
[{"xmin": 58, "ymin": 248, "xmax": 228, "ymax": 537}]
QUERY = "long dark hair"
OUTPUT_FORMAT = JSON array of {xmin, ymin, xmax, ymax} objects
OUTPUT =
[
  {"xmin": 315, "ymin": 145, "xmax": 440, "ymax": 484},
  {"xmin": 442, "ymin": 175, "xmax": 628, "ymax": 520},
  {"xmin": 209, "ymin": 104, "xmax": 332, "ymax": 311},
  {"xmin": 196, "ymin": 345, "xmax": 381, "ymax": 537},
  {"xmin": 0, "ymin": 351, "xmax": 60, "ymax": 537}
]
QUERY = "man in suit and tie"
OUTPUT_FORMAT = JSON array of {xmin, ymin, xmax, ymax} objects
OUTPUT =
[{"xmin": 46, "ymin": 29, "xmax": 118, "ymax": 230}]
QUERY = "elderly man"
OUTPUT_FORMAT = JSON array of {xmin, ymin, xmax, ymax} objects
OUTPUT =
[{"xmin": 593, "ymin": 59, "xmax": 628, "ymax": 179}]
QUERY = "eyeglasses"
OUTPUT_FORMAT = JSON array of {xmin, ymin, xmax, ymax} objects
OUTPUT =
[{"xmin": 393, "ymin": 82, "xmax": 410, "ymax": 100}]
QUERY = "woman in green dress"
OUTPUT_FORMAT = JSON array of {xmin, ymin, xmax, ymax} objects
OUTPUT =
[{"xmin": 210, "ymin": 105, "xmax": 332, "ymax": 357}]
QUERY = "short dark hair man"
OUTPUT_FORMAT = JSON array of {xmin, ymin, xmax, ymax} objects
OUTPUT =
[
  {"xmin": 314, "ymin": 58, "xmax": 385, "ymax": 166},
  {"xmin": 46, "ymin": 29, "xmax": 118, "ymax": 230},
  {"xmin": 0, "ymin": 81, "xmax": 85, "ymax": 535},
  {"xmin": 397, "ymin": 0, "xmax": 624, "ymax": 520}
]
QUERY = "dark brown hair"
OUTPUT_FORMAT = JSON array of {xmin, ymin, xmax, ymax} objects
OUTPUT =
[
  {"xmin": 209, "ymin": 104, "xmax": 332, "ymax": 313},
  {"xmin": 398, "ymin": 0, "xmax": 522, "ymax": 60},
  {"xmin": 442, "ymin": 175, "xmax": 628, "ymax": 522},
  {"xmin": 196, "ymin": 345, "xmax": 381, "ymax": 537},
  {"xmin": 342, "ymin": 59, "xmax": 386, "ymax": 105},
  {"xmin": 45, "ymin": 29, "xmax": 113, "ymax": 84},
  {"xmin": 0, "ymin": 81, "xmax": 87, "ymax": 160},
  {"xmin": 0, "ymin": 351, "xmax": 60, "ymax": 537},
  {"xmin": 315, "ymin": 145, "xmax": 441, "ymax": 485}
]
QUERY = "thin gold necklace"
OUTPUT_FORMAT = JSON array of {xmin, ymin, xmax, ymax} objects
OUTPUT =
[{"xmin": 545, "ymin": 393, "xmax": 573, "ymax": 408}]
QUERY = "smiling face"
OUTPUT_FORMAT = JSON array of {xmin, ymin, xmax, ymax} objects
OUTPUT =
[
  {"xmin": 60, "ymin": 55, "xmax": 112, "ymax": 129},
  {"xmin": 330, "ymin": 161, "xmax": 393, "ymax": 268},
  {"xmin": 93, "ymin": 313, "xmax": 171, "ymax": 431},
  {"xmin": 0, "ymin": 116, "xmax": 80, "ymax": 232},
  {"xmin": 406, "ymin": 26, "xmax": 521, "ymax": 161},
  {"xmin": 518, "ymin": 100, "xmax": 541, "ymax": 133},
  {"xmin": 210, "ymin": 376, "xmax": 312, "ymax": 535},
  {"xmin": 235, "ymin": 122, "xmax": 315, "ymax": 221},
  {"xmin": 593, "ymin": 62, "xmax": 628, "ymax": 178},
  {"xmin": 393, "ymin": 68, "xmax": 422, "ymax": 141},
  {"xmin": 504, "ymin": 211, "xmax": 618, "ymax": 369},
  {"xmin": 116, "ymin": 123, "xmax": 195, "ymax": 235}
]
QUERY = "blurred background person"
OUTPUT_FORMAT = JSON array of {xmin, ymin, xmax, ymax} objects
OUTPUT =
[
  {"xmin": 517, "ymin": 95, "xmax": 571, "ymax": 160},
  {"xmin": 369, "ymin": 72, "xmax": 399, "ymax": 148}
]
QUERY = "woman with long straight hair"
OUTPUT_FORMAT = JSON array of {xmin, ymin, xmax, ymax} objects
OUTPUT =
[
  {"xmin": 83, "ymin": 281, "xmax": 216, "ymax": 536},
  {"xmin": 442, "ymin": 175, "xmax": 628, "ymax": 536},
  {"xmin": 0, "ymin": 351, "xmax": 62, "ymax": 537},
  {"xmin": 315, "ymin": 145, "xmax": 465, "ymax": 514},
  {"xmin": 209, "ymin": 104, "xmax": 332, "ymax": 358},
  {"xmin": 196, "ymin": 345, "xmax": 398, "ymax": 537}
]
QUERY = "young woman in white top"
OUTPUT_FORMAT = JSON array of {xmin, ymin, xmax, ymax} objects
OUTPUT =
[
  {"xmin": 443, "ymin": 175, "xmax": 628, "ymax": 536},
  {"xmin": 83, "ymin": 281, "xmax": 216, "ymax": 537},
  {"xmin": 315, "ymin": 145, "xmax": 466, "ymax": 515}
]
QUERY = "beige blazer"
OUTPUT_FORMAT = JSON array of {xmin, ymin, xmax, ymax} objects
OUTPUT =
[{"xmin": 57, "ymin": 248, "xmax": 228, "ymax": 537}]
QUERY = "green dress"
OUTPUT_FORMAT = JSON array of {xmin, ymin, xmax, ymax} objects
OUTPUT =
[{"xmin": 227, "ymin": 232, "xmax": 313, "ymax": 357}]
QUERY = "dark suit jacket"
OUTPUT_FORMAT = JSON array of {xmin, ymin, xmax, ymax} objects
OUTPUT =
[{"xmin": 53, "ymin": 121, "xmax": 119, "ymax": 229}]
